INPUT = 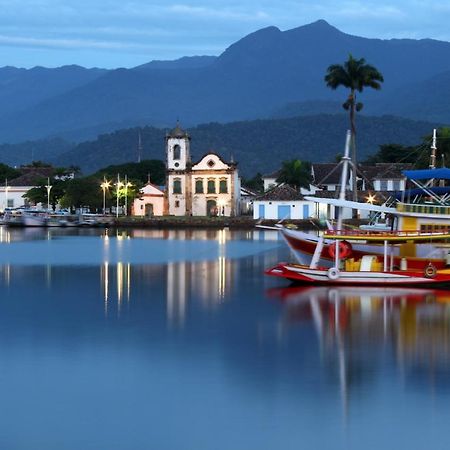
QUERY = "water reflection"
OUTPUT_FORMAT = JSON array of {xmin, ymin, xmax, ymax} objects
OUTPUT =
[
  {"xmin": 268, "ymin": 286, "xmax": 450, "ymax": 415},
  {"xmin": 97, "ymin": 256, "xmax": 237, "ymax": 324}
]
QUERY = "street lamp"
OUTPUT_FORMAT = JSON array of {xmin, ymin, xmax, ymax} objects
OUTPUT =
[
  {"xmin": 45, "ymin": 177, "xmax": 53, "ymax": 212},
  {"xmin": 115, "ymin": 174, "xmax": 123, "ymax": 218},
  {"xmin": 124, "ymin": 175, "xmax": 133, "ymax": 216},
  {"xmin": 4, "ymin": 179, "xmax": 10, "ymax": 212},
  {"xmin": 100, "ymin": 177, "xmax": 111, "ymax": 215}
]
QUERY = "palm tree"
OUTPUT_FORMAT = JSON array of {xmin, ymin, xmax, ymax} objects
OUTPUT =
[
  {"xmin": 276, "ymin": 159, "xmax": 311, "ymax": 191},
  {"xmin": 325, "ymin": 55, "xmax": 384, "ymax": 203}
]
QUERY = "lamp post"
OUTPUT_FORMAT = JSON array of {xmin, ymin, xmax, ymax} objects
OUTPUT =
[
  {"xmin": 115, "ymin": 174, "xmax": 123, "ymax": 218},
  {"xmin": 124, "ymin": 175, "xmax": 132, "ymax": 216},
  {"xmin": 4, "ymin": 179, "xmax": 10, "ymax": 212},
  {"xmin": 45, "ymin": 177, "xmax": 53, "ymax": 212},
  {"xmin": 100, "ymin": 177, "xmax": 111, "ymax": 215}
]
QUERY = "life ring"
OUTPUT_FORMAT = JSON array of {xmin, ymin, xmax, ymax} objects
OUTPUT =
[
  {"xmin": 327, "ymin": 267, "xmax": 340, "ymax": 280},
  {"xmin": 328, "ymin": 240, "xmax": 352, "ymax": 259},
  {"xmin": 424, "ymin": 263, "xmax": 437, "ymax": 279}
]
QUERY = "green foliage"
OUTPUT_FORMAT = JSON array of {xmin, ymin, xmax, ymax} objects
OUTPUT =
[
  {"xmin": 94, "ymin": 159, "xmax": 165, "ymax": 186},
  {"xmin": 325, "ymin": 54, "xmax": 384, "ymax": 94},
  {"xmin": 365, "ymin": 144, "xmax": 418, "ymax": 164},
  {"xmin": 59, "ymin": 177, "xmax": 103, "ymax": 211},
  {"xmin": 0, "ymin": 163, "xmax": 20, "ymax": 182},
  {"xmin": 241, "ymin": 172, "xmax": 264, "ymax": 193},
  {"xmin": 24, "ymin": 179, "xmax": 66, "ymax": 210},
  {"xmin": 365, "ymin": 128, "xmax": 450, "ymax": 169},
  {"xmin": 276, "ymin": 159, "xmax": 311, "ymax": 190},
  {"xmin": 325, "ymin": 54, "xmax": 384, "ymax": 132}
]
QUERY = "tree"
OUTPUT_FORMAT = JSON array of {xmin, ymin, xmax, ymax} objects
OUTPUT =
[
  {"xmin": 325, "ymin": 55, "xmax": 384, "ymax": 203},
  {"xmin": 59, "ymin": 178, "xmax": 103, "ymax": 212},
  {"xmin": 276, "ymin": 159, "xmax": 311, "ymax": 190},
  {"xmin": 365, "ymin": 143, "xmax": 418, "ymax": 164},
  {"xmin": 241, "ymin": 172, "xmax": 264, "ymax": 193},
  {"xmin": 24, "ymin": 178, "xmax": 67, "ymax": 210}
]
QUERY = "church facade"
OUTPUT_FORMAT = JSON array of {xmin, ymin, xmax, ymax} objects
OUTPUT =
[{"xmin": 165, "ymin": 125, "xmax": 240, "ymax": 216}]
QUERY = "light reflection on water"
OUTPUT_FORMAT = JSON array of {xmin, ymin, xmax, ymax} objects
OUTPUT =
[{"xmin": 0, "ymin": 228, "xmax": 450, "ymax": 449}]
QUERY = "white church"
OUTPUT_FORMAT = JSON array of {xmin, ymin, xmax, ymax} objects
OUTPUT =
[{"xmin": 165, "ymin": 124, "xmax": 241, "ymax": 216}]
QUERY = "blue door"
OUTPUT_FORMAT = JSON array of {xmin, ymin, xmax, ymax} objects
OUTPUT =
[
  {"xmin": 303, "ymin": 204, "xmax": 309, "ymax": 218},
  {"xmin": 277, "ymin": 205, "xmax": 291, "ymax": 220},
  {"xmin": 258, "ymin": 204, "xmax": 265, "ymax": 218}
]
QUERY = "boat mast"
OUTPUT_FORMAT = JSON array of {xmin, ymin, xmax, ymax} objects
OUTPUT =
[
  {"xmin": 430, "ymin": 128, "xmax": 437, "ymax": 170},
  {"xmin": 337, "ymin": 130, "xmax": 352, "ymax": 232}
]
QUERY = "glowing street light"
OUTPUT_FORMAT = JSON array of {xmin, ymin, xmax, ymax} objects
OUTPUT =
[
  {"xmin": 115, "ymin": 174, "xmax": 124, "ymax": 218},
  {"xmin": 45, "ymin": 177, "xmax": 53, "ymax": 212},
  {"xmin": 366, "ymin": 193, "xmax": 376, "ymax": 204},
  {"xmin": 100, "ymin": 177, "xmax": 111, "ymax": 215}
]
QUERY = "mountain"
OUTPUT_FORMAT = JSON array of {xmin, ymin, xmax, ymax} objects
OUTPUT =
[
  {"xmin": 0, "ymin": 65, "xmax": 107, "ymax": 118},
  {"xmin": 50, "ymin": 114, "xmax": 436, "ymax": 176},
  {"xmin": 2, "ymin": 20, "xmax": 450, "ymax": 143}
]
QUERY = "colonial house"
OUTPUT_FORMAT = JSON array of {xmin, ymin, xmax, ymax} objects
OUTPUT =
[
  {"xmin": 166, "ymin": 124, "xmax": 240, "ymax": 216},
  {"xmin": 253, "ymin": 185, "xmax": 315, "ymax": 220},
  {"xmin": 262, "ymin": 169, "xmax": 281, "ymax": 192},
  {"xmin": 311, "ymin": 162, "xmax": 413, "ymax": 192},
  {"xmin": 132, "ymin": 182, "xmax": 165, "ymax": 217}
]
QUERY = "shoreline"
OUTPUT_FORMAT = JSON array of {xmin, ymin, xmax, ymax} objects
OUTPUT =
[{"xmin": 112, "ymin": 216, "xmax": 358, "ymax": 230}]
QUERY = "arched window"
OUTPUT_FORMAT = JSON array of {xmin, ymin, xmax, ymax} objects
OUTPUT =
[
  {"xmin": 207, "ymin": 179, "xmax": 216, "ymax": 194},
  {"xmin": 219, "ymin": 179, "xmax": 228, "ymax": 193},
  {"xmin": 173, "ymin": 178, "xmax": 182, "ymax": 194},
  {"xmin": 195, "ymin": 179, "xmax": 204, "ymax": 194},
  {"xmin": 173, "ymin": 145, "xmax": 181, "ymax": 160}
]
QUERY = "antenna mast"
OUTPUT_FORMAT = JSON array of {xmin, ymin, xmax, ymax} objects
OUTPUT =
[{"xmin": 137, "ymin": 131, "xmax": 143, "ymax": 163}]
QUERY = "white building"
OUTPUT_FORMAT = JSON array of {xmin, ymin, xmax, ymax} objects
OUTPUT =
[
  {"xmin": 262, "ymin": 169, "xmax": 281, "ymax": 192},
  {"xmin": 253, "ymin": 185, "xmax": 315, "ymax": 220},
  {"xmin": 166, "ymin": 124, "xmax": 240, "ymax": 216},
  {"xmin": 132, "ymin": 182, "xmax": 165, "ymax": 217},
  {"xmin": 0, "ymin": 185, "xmax": 32, "ymax": 211}
]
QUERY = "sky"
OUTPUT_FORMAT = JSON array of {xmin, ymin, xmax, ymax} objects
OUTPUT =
[{"xmin": 1, "ymin": 0, "xmax": 450, "ymax": 69}]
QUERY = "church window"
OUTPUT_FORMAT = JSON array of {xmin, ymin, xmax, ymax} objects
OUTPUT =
[
  {"xmin": 207, "ymin": 179, "xmax": 216, "ymax": 193},
  {"xmin": 219, "ymin": 179, "xmax": 228, "ymax": 193},
  {"xmin": 173, "ymin": 178, "xmax": 182, "ymax": 194},
  {"xmin": 173, "ymin": 145, "xmax": 181, "ymax": 160},
  {"xmin": 195, "ymin": 179, "xmax": 204, "ymax": 193}
]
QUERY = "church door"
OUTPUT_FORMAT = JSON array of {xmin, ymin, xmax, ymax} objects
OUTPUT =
[
  {"xmin": 207, "ymin": 200, "xmax": 217, "ymax": 217},
  {"xmin": 145, "ymin": 203, "xmax": 154, "ymax": 217}
]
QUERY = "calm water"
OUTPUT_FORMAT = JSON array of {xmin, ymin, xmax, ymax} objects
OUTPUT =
[{"xmin": 0, "ymin": 227, "xmax": 450, "ymax": 450}]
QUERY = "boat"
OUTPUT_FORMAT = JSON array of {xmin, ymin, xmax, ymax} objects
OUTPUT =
[
  {"xmin": 266, "ymin": 131, "xmax": 450, "ymax": 287},
  {"xmin": 266, "ymin": 230, "xmax": 450, "ymax": 286},
  {"xmin": 274, "ymin": 130, "xmax": 450, "ymax": 270}
]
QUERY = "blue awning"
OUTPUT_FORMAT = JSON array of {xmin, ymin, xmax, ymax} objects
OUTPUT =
[{"xmin": 403, "ymin": 168, "xmax": 450, "ymax": 180}]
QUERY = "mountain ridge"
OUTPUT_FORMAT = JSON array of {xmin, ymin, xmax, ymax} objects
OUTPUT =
[{"xmin": 1, "ymin": 20, "xmax": 450, "ymax": 143}]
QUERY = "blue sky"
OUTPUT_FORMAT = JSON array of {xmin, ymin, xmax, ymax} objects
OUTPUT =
[{"xmin": 1, "ymin": 0, "xmax": 449, "ymax": 69}]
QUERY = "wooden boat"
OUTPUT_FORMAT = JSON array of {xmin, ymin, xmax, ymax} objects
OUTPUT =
[
  {"xmin": 267, "ymin": 227, "xmax": 450, "ymax": 287},
  {"xmin": 267, "ymin": 131, "xmax": 450, "ymax": 287},
  {"xmin": 266, "ymin": 261, "xmax": 450, "ymax": 286},
  {"xmin": 273, "ymin": 130, "xmax": 450, "ymax": 270}
]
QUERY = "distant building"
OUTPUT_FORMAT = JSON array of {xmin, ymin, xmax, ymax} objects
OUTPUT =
[
  {"xmin": 240, "ymin": 186, "xmax": 257, "ymax": 215},
  {"xmin": 253, "ymin": 185, "xmax": 315, "ymax": 220},
  {"xmin": 262, "ymin": 169, "xmax": 281, "ymax": 192},
  {"xmin": 165, "ymin": 124, "xmax": 240, "ymax": 216},
  {"xmin": 132, "ymin": 182, "xmax": 165, "ymax": 217}
]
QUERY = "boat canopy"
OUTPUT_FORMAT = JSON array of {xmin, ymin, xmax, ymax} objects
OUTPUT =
[
  {"xmin": 304, "ymin": 196, "xmax": 397, "ymax": 213},
  {"xmin": 395, "ymin": 186, "xmax": 450, "ymax": 199},
  {"xmin": 403, "ymin": 168, "xmax": 450, "ymax": 180}
]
